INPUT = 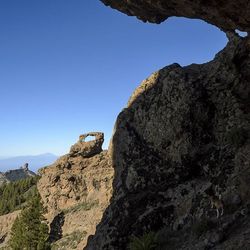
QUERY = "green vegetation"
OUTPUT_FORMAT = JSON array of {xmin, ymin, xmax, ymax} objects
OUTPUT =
[
  {"xmin": 129, "ymin": 232, "xmax": 158, "ymax": 250},
  {"xmin": 9, "ymin": 190, "xmax": 50, "ymax": 250},
  {"xmin": 63, "ymin": 200, "xmax": 99, "ymax": 214},
  {"xmin": 0, "ymin": 176, "xmax": 40, "ymax": 216},
  {"xmin": 51, "ymin": 230, "xmax": 86, "ymax": 250}
]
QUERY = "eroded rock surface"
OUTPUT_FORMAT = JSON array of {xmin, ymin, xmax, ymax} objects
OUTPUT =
[
  {"xmin": 85, "ymin": 35, "xmax": 250, "ymax": 249},
  {"xmin": 38, "ymin": 133, "xmax": 113, "ymax": 249},
  {"xmin": 70, "ymin": 132, "xmax": 104, "ymax": 158},
  {"xmin": 101, "ymin": 0, "xmax": 250, "ymax": 32},
  {"xmin": 0, "ymin": 210, "xmax": 20, "ymax": 248}
]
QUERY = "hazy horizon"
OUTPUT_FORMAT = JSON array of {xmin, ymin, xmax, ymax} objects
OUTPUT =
[
  {"xmin": 0, "ymin": 152, "xmax": 57, "ymax": 159},
  {"xmin": 0, "ymin": 153, "xmax": 58, "ymax": 172},
  {"xmin": 0, "ymin": 1, "xmax": 228, "ymax": 157}
]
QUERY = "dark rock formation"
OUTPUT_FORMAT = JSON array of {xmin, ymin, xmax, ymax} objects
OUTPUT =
[
  {"xmin": 83, "ymin": 2, "xmax": 250, "ymax": 249},
  {"xmin": 101, "ymin": 0, "xmax": 250, "ymax": 32},
  {"xmin": 21, "ymin": 163, "xmax": 29, "ymax": 171},
  {"xmin": 70, "ymin": 132, "xmax": 104, "ymax": 158},
  {"xmin": 85, "ymin": 33, "xmax": 250, "ymax": 249}
]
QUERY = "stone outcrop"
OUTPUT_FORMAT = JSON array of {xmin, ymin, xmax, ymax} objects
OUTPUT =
[
  {"xmin": 101, "ymin": 0, "xmax": 250, "ymax": 32},
  {"xmin": 85, "ymin": 34, "xmax": 250, "ymax": 249},
  {"xmin": 38, "ymin": 133, "xmax": 113, "ymax": 249},
  {"xmin": 69, "ymin": 132, "xmax": 104, "ymax": 158},
  {"xmin": 0, "ymin": 210, "xmax": 21, "ymax": 248},
  {"xmin": 0, "ymin": 163, "xmax": 36, "ymax": 186}
]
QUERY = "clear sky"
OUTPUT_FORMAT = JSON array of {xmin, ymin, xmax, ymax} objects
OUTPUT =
[{"xmin": 0, "ymin": 1, "xmax": 228, "ymax": 157}]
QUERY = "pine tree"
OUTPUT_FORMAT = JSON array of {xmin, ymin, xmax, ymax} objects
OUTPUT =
[
  {"xmin": 0, "ymin": 176, "xmax": 40, "ymax": 216},
  {"xmin": 9, "ymin": 190, "xmax": 50, "ymax": 250}
]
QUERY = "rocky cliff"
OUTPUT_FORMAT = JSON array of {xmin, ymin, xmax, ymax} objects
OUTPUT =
[
  {"xmin": 38, "ymin": 132, "xmax": 113, "ymax": 249},
  {"xmin": 85, "ymin": 12, "xmax": 250, "ymax": 250},
  {"xmin": 0, "ymin": 210, "xmax": 20, "ymax": 249},
  {"xmin": 0, "ymin": 163, "xmax": 36, "ymax": 186}
]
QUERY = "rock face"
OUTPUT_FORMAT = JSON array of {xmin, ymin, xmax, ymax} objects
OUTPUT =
[
  {"xmin": 0, "ymin": 163, "xmax": 36, "ymax": 186},
  {"xmin": 38, "ymin": 133, "xmax": 113, "ymax": 249},
  {"xmin": 101, "ymin": 0, "xmax": 250, "ymax": 32},
  {"xmin": 0, "ymin": 210, "xmax": 21, "ymax": 248},
  {"xmin": 85, "ymin": 34, "xmax": 250, "ymax": 249}
]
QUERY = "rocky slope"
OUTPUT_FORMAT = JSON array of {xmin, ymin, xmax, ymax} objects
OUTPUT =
[
  {"xmin": 38, "ymin": 132, "xmax": 113, "ymax": 249},
  {"xmin": 0, "ymin": 210, "xmax": 20, "ymax": 249},
  {"xmin": 101, "ymin": 0, "xmax": 250, "ymax": 32},
  {"xmin": 85, "ymin": 32, "xmax": 250, "ymax": 249},
  {"xmin": 0, "ymin": 164, "xmax": 36, "ymax": 186}
]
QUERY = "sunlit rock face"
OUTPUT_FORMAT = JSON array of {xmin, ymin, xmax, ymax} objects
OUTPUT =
[
  {"xmin": 70, "ymin": 132, "xmax": 104, "ymax": 158},
  {"xmin": 0, "ymin": 210, "xmax": 21, "ymax": 248},
  {"xmin": 85, "ymin": 34, "xmax": 250, "ymax": 249},
  {"xmin": 38, "ymin": 133, "xmax": 114, "ymax": 249},
  {"xmin": 101, "ymin": 0, "xmax": 250, "ymax": 32}
]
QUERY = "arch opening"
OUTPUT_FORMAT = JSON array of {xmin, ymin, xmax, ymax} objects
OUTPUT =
[{"xmin": 235, "ymin": 29, "xmax": 248, "ymax": 37}]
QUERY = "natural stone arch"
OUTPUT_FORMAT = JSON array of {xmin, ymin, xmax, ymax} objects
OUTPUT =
[
  {"xmin": 84, "ymin": 1, "xmax": 250, "ymax": 249},
  {"xmin": 70, "ymin": 132, "xmax": 104, "ymax": 158},
  {"xmin": 78, "ymin": 132, "xmax": 104, "ymax": 143}
]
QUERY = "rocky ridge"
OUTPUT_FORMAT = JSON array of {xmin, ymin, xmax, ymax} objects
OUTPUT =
[
  {"xmin": 0, "ymin": 163, "xmax": 36, "ymax": 186},
  {"xmin": 0, "ymin": 210, "xmax": 21, "ymax": 249},
  {"xmin": 85, "ymin": 32, "xmax": 250, "ymax": 249},
  {"xmin": 38, "ymin": 132, "xmax": 113, "ymax": 249}
]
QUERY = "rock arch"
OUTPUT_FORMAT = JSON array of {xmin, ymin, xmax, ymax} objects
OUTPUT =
[
  {"xmin": 85, "ymin": 1, "xmax": 250, "ymax": 249},
  {"xmin": 101, "ymin": 0, "xmax": 250, "ymax": 32}
]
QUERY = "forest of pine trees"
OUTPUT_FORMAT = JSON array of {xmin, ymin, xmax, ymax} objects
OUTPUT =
[
  {"xmin": 9, "ymin": 191, "xmax": 50, "ymax": 250},
  {"xmin": 0, "ymin": 176, "xmax": 39, "ymax": 215},
  {"xmin": 0, "ymin": 176, "xmax": 51, "ymax": 249}
]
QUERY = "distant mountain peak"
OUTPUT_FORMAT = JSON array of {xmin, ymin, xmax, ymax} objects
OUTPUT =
[
  {"xmin": 0, "ymin": 153, "xmax": 58, "ymax": 173},
  {"xmin": 0, "ymin": 163, "xmax": 37, "ymax": 185}
]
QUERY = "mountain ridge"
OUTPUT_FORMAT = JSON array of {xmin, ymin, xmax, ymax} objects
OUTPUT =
[
  {"xmin": 0, "ymin": 153, "xmax": 58, "ymax": 172},
  {"xmin": 0, "ymin": 163, "xmax": 37, "ymax": 186}
]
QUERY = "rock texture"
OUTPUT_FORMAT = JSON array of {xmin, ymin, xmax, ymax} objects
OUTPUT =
[
  {"xmin": 85, "ymin": 34, "xmax": 250, "ymax": 249},
  {"xmin": 70, "ymin": 132, "xmax": 104, "ymax": 158},
  {"xmin": 38, "ymin": 133, "xmax": 113, "ymax": 249},
  {"xmin": 0, "ymin": 210, "xmax": 20, "ymax": 248},
  {"xmin": 0, "ymin": 163, "xmax": 36, "ymax": 186},
  {"xmin": 101, "ymin": 0, "xmax": 250, "ymax": 32}
]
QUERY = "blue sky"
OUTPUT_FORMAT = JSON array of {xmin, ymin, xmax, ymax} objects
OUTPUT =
[{"xmin": 0, "ymin": 1, "xmax": 228, "ymax": 157}]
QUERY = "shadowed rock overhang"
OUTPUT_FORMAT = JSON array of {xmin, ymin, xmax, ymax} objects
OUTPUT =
[{"xmin": 101, "ymin": 0, "xmax": 250, "ymax": 32}]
